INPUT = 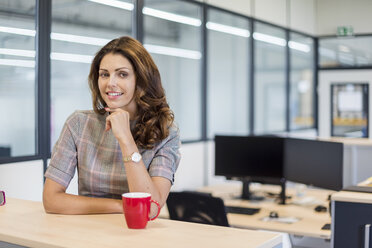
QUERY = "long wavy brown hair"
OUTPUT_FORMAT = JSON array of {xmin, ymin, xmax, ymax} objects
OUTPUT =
[{"xmin": 88, "ymin": 36, "xmax": 174, "ymax": 149}]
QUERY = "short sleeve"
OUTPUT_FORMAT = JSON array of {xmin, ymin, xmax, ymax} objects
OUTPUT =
[
  {"xmin": 148, "ymin": 125, "xmax": 181, "ymax": 184},
  {"xmin": 44, "ymin": 112, "xmax": 80, "ymax": 188}
]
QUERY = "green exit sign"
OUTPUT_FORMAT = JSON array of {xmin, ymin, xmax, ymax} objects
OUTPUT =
[{"xmin": 337, "ymin": 26, "xmax": 354, "ymax": 36}]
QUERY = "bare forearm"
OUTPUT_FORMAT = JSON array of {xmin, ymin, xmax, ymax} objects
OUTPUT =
[
  {"xmin": 119, "ymin": 141, "xmax": 168, "ymax": 207},
  {"xmin": 125, "ymin": 162, "xmax": 163, "ymax": 202},
  {"xmin": 43, "ymin": 192, "xmax": 122, "ymax": 215}
]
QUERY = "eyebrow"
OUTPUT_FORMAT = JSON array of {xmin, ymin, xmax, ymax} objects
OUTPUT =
[{"xmin": 99, "ymin": 67, "xmax": 131, "ymax": 71}]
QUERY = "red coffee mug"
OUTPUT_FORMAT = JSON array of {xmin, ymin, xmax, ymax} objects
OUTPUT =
[{"xmin": 122, "ymin": 192, "xmax": 161, "ymax": 229}]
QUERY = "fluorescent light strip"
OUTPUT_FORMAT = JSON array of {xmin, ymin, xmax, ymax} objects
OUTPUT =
[
  {"xmin": 253, "ymin": 32, "xmax": 286, "ymax": 47},
  {"xmin": 288, "ymin": 41, "xmax": 310, "ymax": 53},
  {"xmin": 0, "ymin": 48, "xmax": 35, "ymax": 57},
  {"xmin": 0, "ymin": 26, "xmax": 35, "ymax": 36},
  {"xmin": 51, "ymin": 52, "xmax": 94, "ymax": 63},
  {"xmin": 0, "ymin": 59, "xmax": 35, "ymax": 68},
  {"xmin": 0, "ymin": 26, "xmax": 110, "ymax": 47},
  {"xmin": 0, "ymin": 48, "xmax": 93, "ymax": 64},
  {"xmin": 206, "ymin": 22, "xmax": 250, "ymax": 38},
  {"xmin": 143, "ymin": 7, "xmax": 201, "ymax": 27},
  {"xmin": 51, "ymin": 32, "xmax": 110, "ymax": 46},
  {"xmin": 144, "ymin": 44, "xmax": 201, "ymax": 60},
  {"xmin": 87, "ymin": 0, "xmax": 133, "ymax": 10}
]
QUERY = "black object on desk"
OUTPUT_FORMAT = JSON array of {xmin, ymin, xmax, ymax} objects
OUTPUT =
[
  {"xmin": 167, "ymin": 191, "xmax": 229, "ymax": 227},
  {"xmin": 269, "ymin": 211, "xmax": 279, "ymax": 218},
  {"xmin": 314, "ymin": 205, "xmax": 327, "ymax": 212},
  {"xmin": 225, "ymin": 206, "xmax": 260, "ymax": 215},
  {"xmin": 321, "ymin": 223, "xmax": 331, "ymax": 230}
]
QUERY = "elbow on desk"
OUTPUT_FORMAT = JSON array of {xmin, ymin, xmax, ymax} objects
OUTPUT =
[{"xmin": 42, "ymin": 192, "xmax": 58, "ymax": 214}]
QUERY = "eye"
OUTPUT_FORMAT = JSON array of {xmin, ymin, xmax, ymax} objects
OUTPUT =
[
  {"xmin": 99, "ymin": 72, "xmax": 109, "ymax": 78},
  {"xmin": 119, "ymin": 72, "xmax": 128, "ymax": 78}
]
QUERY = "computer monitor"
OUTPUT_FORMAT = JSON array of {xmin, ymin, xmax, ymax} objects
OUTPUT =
[
  {"xmin": 284, "ymin": 138, "xmax": 343, "ymax": 191},
  {"xmin": 215, "ymin": 135, "xmax": 286, "ymax": 202}
]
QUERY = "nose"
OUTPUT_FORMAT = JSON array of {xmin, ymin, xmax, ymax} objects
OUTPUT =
[{"xmin": 107, "ymin": 75, "xmax": 117, "ymax": 87}]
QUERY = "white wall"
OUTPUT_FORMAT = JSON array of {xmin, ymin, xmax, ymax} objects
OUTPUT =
[
  {"xmin": 254, "ymin": 0, "xmax": 287, "ymax": 27},
  {"xmin": 316, "ymin": 0, "xmax": 372, "ymax": 35},
  {"xmin": 171, "ymin": 142, "xmax": 206, "ymax": 191},
  {"xmin": 290, "ymin": 0, "xmax": 316, "ymax": 35},
  {"xmin": 0, "ymin": 160, "xmax": 44, "ymax": 201}
]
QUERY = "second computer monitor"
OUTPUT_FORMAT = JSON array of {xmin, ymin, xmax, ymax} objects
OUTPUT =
[
  {"xmin": 215, "ymin": 135, "xmax": 285, "ymax": 182},
  {"xmin": 284, "ymin": 138, "xmax": 343, "ymax": 191}
]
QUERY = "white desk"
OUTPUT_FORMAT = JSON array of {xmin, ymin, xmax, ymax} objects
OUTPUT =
[{"xmin": 0, "ymin": 198, "xmax": 282, "ymax": 248}]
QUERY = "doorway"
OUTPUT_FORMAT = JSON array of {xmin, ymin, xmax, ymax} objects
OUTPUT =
[{"xmin": 331, "ymin": 83, "xmax": 368, "ymax": 138}]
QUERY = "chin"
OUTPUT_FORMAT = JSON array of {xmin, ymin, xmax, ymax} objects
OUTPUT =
[{"xmin": 107, "ymin": 103, "xmax": 127, "ymax": 109}]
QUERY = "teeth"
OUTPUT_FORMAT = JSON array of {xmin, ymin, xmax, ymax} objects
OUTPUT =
[{"xmin": 108, "ymin": 92, "xmax": 122, "ymax": 96}]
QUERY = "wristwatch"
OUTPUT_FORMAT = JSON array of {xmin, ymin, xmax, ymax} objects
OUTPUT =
[{"xmin": 123, "ymin": 152, "xmax": 142, "ymax": 163}]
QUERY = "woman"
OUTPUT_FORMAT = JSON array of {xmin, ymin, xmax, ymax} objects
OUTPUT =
[{"xmin": 43, "ymin": 36, "xmax": 181, "ymax": 214}]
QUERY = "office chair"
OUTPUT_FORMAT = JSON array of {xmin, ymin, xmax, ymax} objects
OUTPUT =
[{"xmin": 166, "ymin": 191, "xmax": 229, "ymax": 227}]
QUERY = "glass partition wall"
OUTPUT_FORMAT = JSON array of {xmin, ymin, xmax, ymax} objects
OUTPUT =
[
  {"xmin": 254, "ymin": 22, "xmax": 286, "ymax": 134},
  {"xmin": 319, "ymin": 36, "xmax": 372, "ymax": 68},
  {"xmin": 207, "ymin": 8, "xmax": 250, "ymax": 138},
  {"xmin": 143, "ymin": 0, "xmax": 202, "ymax": 141},
  {"xmin": 289, "ymin": 32, "xmax": 315, "ymax": 130},
  {"xmin": 0, "ymin": 1, "xmax": 36, "ymax": 157},
  {"xmin": 0, "ymin": 0, "xmax": 316, "ymax": 164}
]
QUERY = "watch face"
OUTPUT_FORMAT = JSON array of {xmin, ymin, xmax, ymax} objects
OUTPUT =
[{"xmin": 132, "ymin": 152, "xmax": 142, "ymax": 162}]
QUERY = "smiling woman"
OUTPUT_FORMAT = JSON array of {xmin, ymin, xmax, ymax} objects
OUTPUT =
[{"xmin": 43, "ymin": 36, "xmax": 181, "ymax": 215}]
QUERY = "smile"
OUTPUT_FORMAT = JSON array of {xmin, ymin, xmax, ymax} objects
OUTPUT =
[{"xmin": 107, "ymin": 92, "xmax": 123, "ymax": 96}]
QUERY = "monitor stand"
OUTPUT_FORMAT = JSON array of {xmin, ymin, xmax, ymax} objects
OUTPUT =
[
  {"xmin": 240, "ymin": 178, "xmax": 287, "ymax": 204},
  {"xmin": 240, "ymin": 180, "xmax": 265, "ymax": 201}
]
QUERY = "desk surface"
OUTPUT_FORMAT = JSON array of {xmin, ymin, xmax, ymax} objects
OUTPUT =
[
  {"xmin": 332, "ymin": 190, "xmax": 372, "ymax": 204},
  {"xmin": 0, "ymin": 198, "xmax": 282, "ymax": 248},
  {"xmin": 318, "ymin": 137, "xmax": 372, "ymax": 146},
  {"xmin": 192, "ymin": 183, "xmax": 332, "ymax": 239}
]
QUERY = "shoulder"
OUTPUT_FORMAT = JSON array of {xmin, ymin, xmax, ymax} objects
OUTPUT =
[
  {"xmin": 65, "ymin": 110, "xmax": 104, "ymax": 132},
  {"xmin": 158, "ymin": 122, "xmax": 181, "ymax": 148},
  {"xmin": 167, "ymin": 122, "xmax": 180, "ymax": 140},
  {"xmin": 66, "ymin": 110, "xmax": 103, "ymax": 125}
]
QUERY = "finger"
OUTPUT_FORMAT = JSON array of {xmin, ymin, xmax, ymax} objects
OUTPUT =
[{"xmin": 104, "ymin": 107, "xmax": 131, "ymax": 120}]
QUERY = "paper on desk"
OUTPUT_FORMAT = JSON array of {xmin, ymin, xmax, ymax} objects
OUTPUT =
[
  {"xmin": 358, "ymin": 177, "xmax": 372, "ymax": 187},
  {"xmin": 260, "ymin": 216, "xmax": 300, "ymax": 224},
  {"xmin": 291, "ymin": 196, "xmax": 322, "ymax": 206}
]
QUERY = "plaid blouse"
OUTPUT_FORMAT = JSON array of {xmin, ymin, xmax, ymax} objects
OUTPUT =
[{"xmin": 45, "ymin": 110, "xmax": 181, "ymax": 199}]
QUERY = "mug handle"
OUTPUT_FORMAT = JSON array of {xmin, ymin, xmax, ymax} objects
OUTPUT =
[
  {"xmin": 148, "ymin": 199, "xmax": 161, "ymax": 221},
  {"xmin": 0, "ymin": 191, "xmax": 5, "ymax": 206}
]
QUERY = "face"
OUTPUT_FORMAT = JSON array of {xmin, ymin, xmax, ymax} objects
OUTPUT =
[{"xmin": 98, "ymin": 53, "xmax": 137, "ymax": 115}]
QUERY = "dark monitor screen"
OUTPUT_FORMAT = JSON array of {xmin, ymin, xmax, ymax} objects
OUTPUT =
[
  {"xmin": 215, "ymin": 135, "xmax": 285, "ymax": 182},
  {"xmin": 284, "ymin": 138, "xmax": 343, "ymax": 191}
]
